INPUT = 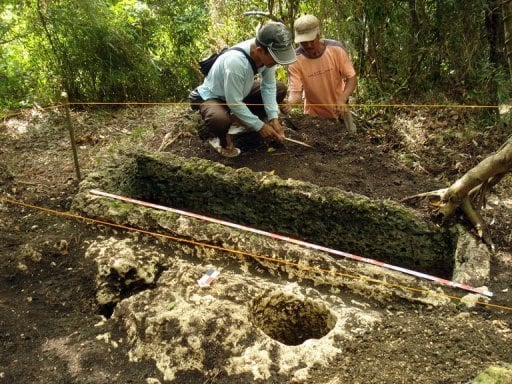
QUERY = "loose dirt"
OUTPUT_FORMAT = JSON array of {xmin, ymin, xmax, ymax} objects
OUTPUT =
[{"xmin": 1, "ymin": 105, "xmax": 511, "ymax": 383}]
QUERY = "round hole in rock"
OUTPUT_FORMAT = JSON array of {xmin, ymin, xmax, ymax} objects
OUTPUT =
[{"xmin": 250, "ymin": 292, "xmax": 336, "ymax": 346}]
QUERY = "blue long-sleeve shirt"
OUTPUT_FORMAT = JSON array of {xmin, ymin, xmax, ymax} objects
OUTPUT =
[{"xmin": 197, "ymin": 39, "xmax": 279, "ymax": 131}]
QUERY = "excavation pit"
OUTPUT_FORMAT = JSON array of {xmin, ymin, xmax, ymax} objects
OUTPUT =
[
  {"xmin": 72, "ymin": 149, "xmax": 491, "ymax": 295},
  {"xmin": 250, "ymin": 292, "xmax": 336, "ymax": 346}
]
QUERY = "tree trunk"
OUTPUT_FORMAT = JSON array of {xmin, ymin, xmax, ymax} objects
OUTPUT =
[
  {"xmin": 486, "ymin": 0, "xmax": 506, "ymax": 67},
  {"xmin": 503, "ymin": 0, "xmax": 512, "ymax": 76},
  {"xmin": 441, "ymin": 136, "xmax": 512, "ymax": 208},
  {"xmin": 483, "ymin": 0, "xmax": 504, "ymax": 117},
  {"xmin": 271, "ymin": 0, "xmax": 300, "ymax": 31},
  {"xmin": 406, "ymin": 135, "xmax": 512, "ymax": 245}
]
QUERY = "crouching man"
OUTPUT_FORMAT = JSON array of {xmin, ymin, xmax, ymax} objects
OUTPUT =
[{"xmin": 189, "ymin": 22, "xmax": 296, "ymax": 157}]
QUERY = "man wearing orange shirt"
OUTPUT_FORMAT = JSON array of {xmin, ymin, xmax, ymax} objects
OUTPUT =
[{"xmin": 285, "ymin": 15, "xmax": 357, "ymax": 128}]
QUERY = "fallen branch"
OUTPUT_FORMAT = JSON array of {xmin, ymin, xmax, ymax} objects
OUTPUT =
[{"xmin": 158, "ymin": 132, "xmax": 187, "ymax": 152}]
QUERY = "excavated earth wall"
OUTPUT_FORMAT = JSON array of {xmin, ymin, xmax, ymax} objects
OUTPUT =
[
  {"xmin": 71, "ymin": 149, "xmax": 491, "ymax": 382},
  {"xmin": 74, "ymin": 149, "xmax": 459, "ymax": 276}
]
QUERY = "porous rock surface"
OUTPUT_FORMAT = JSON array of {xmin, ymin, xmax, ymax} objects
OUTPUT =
[
  {"xmin": 76, "ymin": 150, "xmax": 495, "ymax": 382},
  {"xmin": 86, "ymin": 237, "xmax": 380, "ymax": 382}
]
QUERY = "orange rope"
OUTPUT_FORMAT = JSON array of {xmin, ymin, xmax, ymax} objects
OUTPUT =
[
  {"xmin": 66, "ymin": 101, "xmax": 508, "ymax": 109},
  {"xmin": 3, "ymin": 100, "xmax": 511, "ymax": 121},
  {"xmin": 1, "ymin": 195, "xmax": 511, "ymax": 312}
]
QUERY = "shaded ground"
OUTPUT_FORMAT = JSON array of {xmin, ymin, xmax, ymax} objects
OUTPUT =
[
  {"xmin": 174, "ymin": 114, "xmax": 444, "ymax": 200},
  {"xmin": 0, "ymin": 105, "xmax": 511, "ymax": 383}
]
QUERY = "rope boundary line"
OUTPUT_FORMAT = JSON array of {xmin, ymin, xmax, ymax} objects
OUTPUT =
[
  {"xmin": 90, "ymin": 189, "xmax": 493, "ymax": 297},
  {"xmin": 1, "ymin": 195, "xmax": 511, "ymax": 312},
  {"xmin": 2, "ymin": 100, "xmax": 512, "ymax": 120}
]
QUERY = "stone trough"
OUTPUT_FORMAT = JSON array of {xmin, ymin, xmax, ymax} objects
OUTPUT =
[{"xmin": 72, "ymin": 149, "xmax": 492, "ymax": 382}]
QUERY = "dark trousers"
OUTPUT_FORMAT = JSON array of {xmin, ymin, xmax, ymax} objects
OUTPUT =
[{"xmin": 189, "ymin": 80, "xmax": 286, "ymax": 147}]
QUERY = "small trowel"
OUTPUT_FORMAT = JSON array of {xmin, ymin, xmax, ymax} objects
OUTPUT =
[{"xmin": 284, "ymin": 136, "xmax": 314, "ymax": 148}]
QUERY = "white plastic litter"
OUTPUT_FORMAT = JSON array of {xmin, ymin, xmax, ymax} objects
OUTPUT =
[{"xmin": 197, "ymin": 269, "xmax": 220, "ymax": 287}]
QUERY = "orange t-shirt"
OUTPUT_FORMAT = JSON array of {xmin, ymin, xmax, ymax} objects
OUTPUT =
[{"xmin": 288, "ymin": 40, "xmax": 356, "ymax": 118}]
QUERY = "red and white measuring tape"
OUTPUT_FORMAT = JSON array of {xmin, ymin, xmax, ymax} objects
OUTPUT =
[{"xmin": 89, "ymin": 189, "xmax": 493, "ymax": 297}]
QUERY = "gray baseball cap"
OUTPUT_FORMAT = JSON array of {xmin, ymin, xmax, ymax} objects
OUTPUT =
[{"xmin": 256, "ymin": 22, "xmax": 297, "ymax": 65}]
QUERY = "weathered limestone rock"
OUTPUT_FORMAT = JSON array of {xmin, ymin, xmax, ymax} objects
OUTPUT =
[
  {"xmin": 71, "ymin": 149, "xmax": 497, "ymax": 383},
  {"xmin": 472, "ymin": 363, "xmax": 512, "ymax": 383},
  {"xmin": 453, "ymin": 227, "xmax": 491, "ymax": 287},
  {"xmin": 71, "ymin": 149, "xmax": 491, "ymax": 301},
  {"xmin": 87, "ymin": 237, "xmax": 381, "ymax": 382},
  {"xmin": 85, "ymin": 236, "xmax": 171, "ymax": 307}
]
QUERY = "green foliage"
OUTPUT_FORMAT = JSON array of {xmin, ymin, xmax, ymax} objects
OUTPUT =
[
  {"xmin": 0, "ymin": 0, "xmax": 510, "ymax": 111},
  {"xmin": 0, "ymin": 0, "xmax": 208, "ymax": 107},
  {"xmin": 305, "ymin": 0, "xmax": 510, "ymax": 108},
  {"xmin": 202, "ymin": 0, "xmax": 267, "ymax": 52},
  {"xmin": 472, "ymin": 364, "xmax": 512, "ymax": 384},
  {"xmin": 0, "ymin": 2, "xmax": 47, "ymax": 109},
  {"xmin": 40, "ymin": 0, "xmax": 209, "ymax": 102}
]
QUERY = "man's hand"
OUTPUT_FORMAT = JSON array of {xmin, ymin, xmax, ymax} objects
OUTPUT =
[
  {"xmin": 259, "ymin": 121, "xmax": 285, "ymax": 143},
  {"xmin": 268, "ymin": 118, "xmax": 285, "ymax": 137},
  {"xmin": 281, "ymin": 92, "xmax": 302, "ymax": 115},
  {"xmin": 334, "ymin": 97, "xmax": 349, "ymax": 118},
  {"xmin": 335, "ymin": 76, "xmax": 357, "ymax": 118},
  {"xmin": 280, "ymin": 101, "xmax": 292, "ymax": 115}
]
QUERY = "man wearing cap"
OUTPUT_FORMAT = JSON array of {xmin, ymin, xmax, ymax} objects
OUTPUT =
[
  {"xmin": 285, "ymin": 15, "xmax": 357, "ymax": 123},
  {"xmin": 189, "ymin": 22, "xmax": 296, "ymax": 157}
]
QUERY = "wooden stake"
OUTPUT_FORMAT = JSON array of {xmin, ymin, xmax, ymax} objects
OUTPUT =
[{"xmin": 61, "ymin": 91, "xmax": 81, "ymax": 181}]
